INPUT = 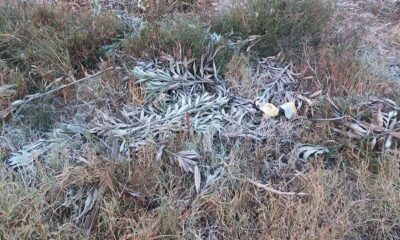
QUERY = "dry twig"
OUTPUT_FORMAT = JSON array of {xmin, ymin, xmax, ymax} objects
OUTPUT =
[{"xmin": 248, "ymin": 179, "xmax": 309, "ymax": 197}]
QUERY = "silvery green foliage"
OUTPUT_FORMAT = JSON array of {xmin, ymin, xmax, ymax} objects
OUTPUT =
[
  {"xmin": 132, "ymin": 58, "xmax": 218, "ymax": 100},
  {"xmin": 5, "ymin": 35, "xmax": 304, "ymax": 174},
  {"xmin": 90, "ymin": 44, "xmax": 273, "ymax": 151},
  {"xmin": 330, "ymin": 97, "xmax": 400, "ymax": 150},
  {"xmin": 6, "ymin": 140, "xmax": 51, "ymax": 170},
  {"xmin": 5, "ymin": 124, "xmax": 88, "ymax": 170},
  {"xmin": 91, "ymin": 92, "xmax": 232, "ymax": 149},
  {"xmin": 256, "ymin": 57, "xmax": 300, "ymax": 104},
  {"xmin": 296, "ymin": 144, "xmax": 329, "ymax": 162}
]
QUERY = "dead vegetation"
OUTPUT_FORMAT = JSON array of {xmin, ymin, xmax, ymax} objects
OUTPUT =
[{"xmin": 2, "ymin": 0, "xmax": 400, "ymax": 239}]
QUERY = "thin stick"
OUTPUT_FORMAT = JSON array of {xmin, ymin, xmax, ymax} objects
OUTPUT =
[
  {"xmin": 248, "ymin": 179, "xmax": 309, "ymax": 197},
  {"xmin": 0, "ymin": 34, "xmax": 22, "ymax": 41},
  {"xmin": 311, "ymin": 116, "xmax": 348, "ymax": 121},
  {"xmin": 12, "ymin": 67, "xmax": 114, "ymax": 107}
]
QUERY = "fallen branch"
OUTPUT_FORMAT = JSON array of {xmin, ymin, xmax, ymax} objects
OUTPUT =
[
  {"xmin": 248, "ymin": 179, "xmax": 309, "ymax": 197},
  {"xmin": 11, "ymin": 67, "xmax": 114, "ymax": 108}
]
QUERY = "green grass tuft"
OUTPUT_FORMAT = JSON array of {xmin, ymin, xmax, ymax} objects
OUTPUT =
[
  {"xmin": 211, "ymin": 0, "xmax": 332, "ymax": 59},
  {"xmin": 123, "ymin": 17, "xmax": 208, "ymax": 59},
  {"xmin": 0, "ymin": 2, "xmax": 125, "ymax": 93}
]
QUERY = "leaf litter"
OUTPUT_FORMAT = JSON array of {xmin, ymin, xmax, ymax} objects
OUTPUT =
[
  {"xmin": 4, "ymin": 34, "xmax": 318, "ymax": 190},
  {"xmin": 5, "ymin": 32, "xmax": 400, "ymax": 230},
  {"xmin": 327, "ymin": 96, "xmax": 400, "ymax": 150}
]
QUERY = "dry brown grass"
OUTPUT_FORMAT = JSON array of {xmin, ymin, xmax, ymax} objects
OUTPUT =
[
  {"xmin": 3, "ymin": 136, "xmax": 400, "ymax": 239},
  {"xmin": 2, "ymin": 0, "xmax": 400, "ymax": 240},
  {"xmin": 390, "ymin": 23, "xmax": 400, "ymax": 49},
  {"xmin": 224, "ymin": 54, "xmax": 252, "ymax": 97},
  {"xmin": 316, "ymin": 45, "xmax": 397, "ymax": 97},
  {"xmin": 0, "ymin": 1, "xmax": 124, "ymax": 94}
]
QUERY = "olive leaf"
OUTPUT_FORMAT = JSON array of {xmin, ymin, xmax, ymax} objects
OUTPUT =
[
  {"xmin": 384, "ymin": 111, "xmax": 398, "ymax": 148},
  {"xmin": 194, "ymin": 165, "xmax": 201, "ymax": 193},
  {"xmin": 166, "ymin": 150, "xmax": 202, "ymax": 193},
  {"xmin": 168, "ymin": 150, "xmax": 199, "ymax": 173},
  {"xmin": 297, "ymin": 145, "xmax": 329, "ymax": 161},
  {"xmin": 6, "ymin": 140, "xmax": 52, "ymax": 169},
  {"xmin": 156, "ymin": 145, "xmax": 165, "ymax": 161}
]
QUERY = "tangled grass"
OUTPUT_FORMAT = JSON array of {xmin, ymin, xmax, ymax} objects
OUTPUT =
[{"xmin": 2, "ymin": 0, "xmax": 400, "ymax": 239}]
